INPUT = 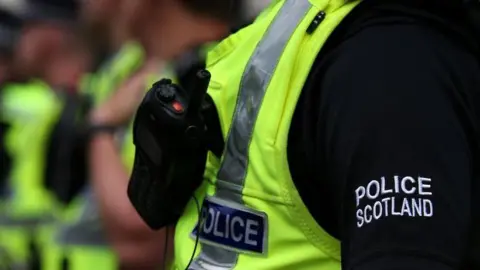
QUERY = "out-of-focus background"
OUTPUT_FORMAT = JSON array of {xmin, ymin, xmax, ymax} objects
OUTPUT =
[{"xmin": 0, "ymin": 0, "xmax": 270, "ymax": 269}]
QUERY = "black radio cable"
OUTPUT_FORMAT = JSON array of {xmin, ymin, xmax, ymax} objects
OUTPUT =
[
  {"xmin": 161, "ymin": 225, "xmax": 170, "ymax": 270},
  {"xmin": 184, "ymin": 195, "xmax": 204, "ymax": 270},
  {"xmin": 160, "ymin": 194, "xmax": 204, "ymax": 270}
]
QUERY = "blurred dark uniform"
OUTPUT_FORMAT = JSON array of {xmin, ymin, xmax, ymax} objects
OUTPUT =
[
  {"xmin": 0, "ymin": 6, "xmax": 22, "ymax": 270},
  {"xmin": 0, "ymin": 6, "xmax": 22, "ymax": 204},
  {"xmin": 0, "ymin": 8, "xmax": 20, "ymax": 85},
  {"xmin": 0, "ymin": 81, "xmax": 62, "ymax": 268}
]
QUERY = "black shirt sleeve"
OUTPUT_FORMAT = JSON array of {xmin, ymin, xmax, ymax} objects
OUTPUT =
[{"xmin": 308, "ymin": 16, "xmax": 480, "ymax": 270}]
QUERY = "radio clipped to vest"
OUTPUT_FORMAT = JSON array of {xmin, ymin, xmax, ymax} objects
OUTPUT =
[{"xmin": 128, "ymin": 70, "xmax": 223, "ymax": 230}]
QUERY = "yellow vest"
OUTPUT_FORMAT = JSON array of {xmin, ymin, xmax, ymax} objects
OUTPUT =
[
  {"xmin": 84, "ymin": 41, "xmax": 145, "ymax": 106},
  {"xmin": 41, "ymin": 42, "xmax": 146, "ymax": 270},
  {"xmin": 0, "ymin": 81, "xmax": 61, "ymax": 218},
  {"xmin": 173, "ymin": 0, "xmax": 360, "ymax": 269},
  {"xmin": 43, "ymin": 43, "xmax": 178, "ymax": 270},
  {"xmin": 0, "ymin": 81, "xmax": 62, "ymax": 268}
]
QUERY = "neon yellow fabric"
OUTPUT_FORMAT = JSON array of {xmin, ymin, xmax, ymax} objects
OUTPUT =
[
  {"xmin": 39, "ymin": 225, "xmax": 63, "ymax": 270},
  {"xmin": 173, "ymin": 0, "xmax": 360, "ymax": 269},
  {"xmin": 60, "ymin": 42, "xmax": 146, "ymax": 223},
  {"xmin": 121, "ymin": 122, "xmax": 136, "ymax": 172},
  {"xmin": 42, "ymin": 43, "xmax": 145, "ymax": 270},
  {"xmin": 1, "ymin": 81, "xmax": 61, "ymax": 217},
  {"xmin": 0, "ymin": 81, "xmax": 62, "ymax": 267},
  {"xmin": 0, "ymin": 227, "xmax": 29, "ymax": 266},
  {"xmin": 42, "ymin": 42, "xmax": 149, "ymax": 270},
  {"xmin": 42, "ymin": 244, "xmax": 118, "ymax": 270},
  {"xmin": 83, "ymin": 41, "xmax": 145, "ymax": 105}
]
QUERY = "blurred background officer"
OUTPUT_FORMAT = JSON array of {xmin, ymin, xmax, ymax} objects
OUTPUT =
[
  {"xmin": 126, "ymin": 0, "xmax": 480, "ymax": 270},
  {"xmin": 42, "ymin": 0, "xmax": 165, "ymax": 269},
  {"xmin": 11, "ymin": 0, "xmax": 91, "ymax": 89},
  {"xmin": 0, "ymin": 0, "xmax": 91, "ymax": 269},
  {"xmin": 0, "ymin": 6, "xmax": 22, "ymax": 270},
  {"xmin": 78, "ymin": 0, "xmax": 215, "ymax": 268}
]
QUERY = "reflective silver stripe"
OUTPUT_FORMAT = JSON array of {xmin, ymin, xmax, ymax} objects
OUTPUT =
[
  {"xmin": 190, "ymin": 0, "xmax": 312, "ymax": 269},
  {"xmin": 56, "ymin": 219, "xmax": 109, "ymax": 247},
  {"xmin": 56, "ymin": 188, "xmax": 109, "ymax": 246},
  {"xmin": 0, "ymin": 214, "xmax": 55, "ymax": 227},
  {"xmin": 56, "ymin": 225, "xmax": 109, "ymax": 247},
  {"xmin": 10, "ymin": 263, "xmax": 29, "ymax": 270},
  {"xmin": 0, "ymin": 247, "xmax": 28, "ymax": 270}
]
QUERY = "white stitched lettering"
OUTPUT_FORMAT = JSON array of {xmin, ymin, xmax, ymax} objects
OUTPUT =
[
  {"xmin": 231, "ymin": 216, "xmax": 244, "ymax": 242},
  {"xmin": 213, "ymin": 211, "xmax": 224, "ymax": 237},
  {"xmin": 367, "ymin": 180, "xmax": 380, "ymax": 200},
  {"xmin": 356, "ymin": 209, "xmax": 364, "ymax": 227},
  {"xmin": 418, "ymin": 177, "xmax": 432, "ymax": 195},
  {"xmin": 203, "ymin": 208, "xmax": 215, "ymax": 233},
  {"xmin": 245, "ymin": 219, "xmax": 259, "ymax": 246},
  {"xmin": 355, "ymin": 176, "xmax": 435, "ymax": 228},
  {"xmin": 355, "ymin": 186, "xmax": 366, "ymax": 207},
  {"xmin": 401, "ymin": 176, "xmax": 416, "ymax": 194}
]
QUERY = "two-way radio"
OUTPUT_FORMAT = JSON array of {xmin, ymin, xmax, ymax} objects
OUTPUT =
[{"xmin": 128, "ymin": 70, "xmax": 213, "ymax": 230}]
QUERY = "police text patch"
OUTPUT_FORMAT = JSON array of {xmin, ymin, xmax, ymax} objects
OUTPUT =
[
  {"xmin": 191, "ymin": 196, "xmax": 268, "ymax": 255},
  {"xmin": 355, "ymin": 175, "xmax": 434, "ymax": 228}
]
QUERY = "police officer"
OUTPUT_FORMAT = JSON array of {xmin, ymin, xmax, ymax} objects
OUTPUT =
[
  {"xmin": 0, "ymin": 0, "xmax": 91, "ymax": 268},
  {"xmin": 42, "ymin": 0, "xmax": 171, "ymax": 268},
  {"xmin": 50, "ymin": 58, "xmax": 162, "ymax": 270},
  {"xmin": 11, "ymin": 0, "xmax": 91, "ymax": 88},
  {"xmin": 126, "ymin": 0, "xmax": 480, "ymax": 269}
]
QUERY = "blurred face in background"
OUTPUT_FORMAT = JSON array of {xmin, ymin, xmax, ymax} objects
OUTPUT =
[
  {"xmin": 117, "ymin": 0, "xmax": 230, "ymax": 59},
  {"xmin": 14, "ymin": 23, "xmax": 61, "ymax": 79},
  {"xmin": 44, "ymin": 34, "xmax": 92, "ymax": 89},
  {"xmin": 79, "ymin": 0, "xmax": 125, "ymax": 51},
  {"xmin": 14, "ymin": 22, "xmax": 91, "ymax": 88}
]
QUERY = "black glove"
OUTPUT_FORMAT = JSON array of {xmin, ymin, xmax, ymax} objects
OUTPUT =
[{"xmin": 128, "ymin": 70, "xmax": 211, "ymax": 230}]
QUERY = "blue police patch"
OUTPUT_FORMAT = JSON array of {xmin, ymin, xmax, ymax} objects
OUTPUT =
[{"xmin": 191, "ymin": 196, "xmax": 268, "ymax": 255}]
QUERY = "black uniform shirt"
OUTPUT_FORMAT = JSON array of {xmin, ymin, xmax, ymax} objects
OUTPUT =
[{"xmin": 287, "ymin": 1, "xmax": 480, "ymax": 270}]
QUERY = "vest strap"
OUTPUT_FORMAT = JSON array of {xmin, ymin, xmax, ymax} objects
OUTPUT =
[
  {"xmin": 0, "ymin": 214, "xmax": 55, "ymax": 227},
  {"xmin": 190, "ymin": 0, "xmax": 312, "ymax": 269},
  {"xmin": 56, "ymin": 190, "xmax": 109, "ymax": 247}
]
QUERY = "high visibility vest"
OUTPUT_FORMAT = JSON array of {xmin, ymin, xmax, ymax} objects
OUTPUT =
[
  {"xmin": 0, "ymin": 81, "xmax": 63, "ymax": 269},
  {"xmin": 173, "ymin": 0, "xmax": 360, "ymax": 269},
  {"xmin": 84, "ymin": 42, "xmax": 146, "ymax": 106},
  {"xmin": 40, "ymin": 42, "xmax": 145, "ymax": 270}
]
